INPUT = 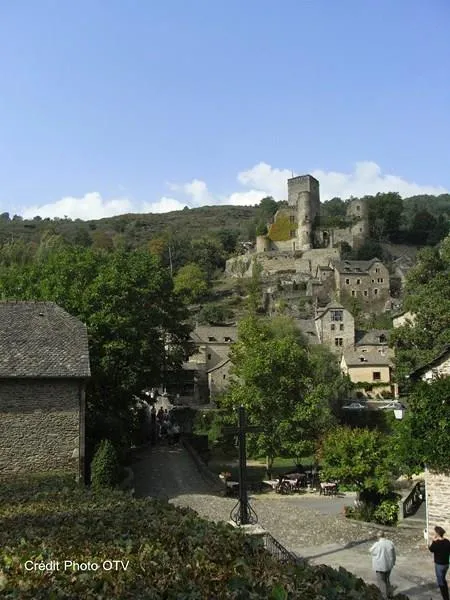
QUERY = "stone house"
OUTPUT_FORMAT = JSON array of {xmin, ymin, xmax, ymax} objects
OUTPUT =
[
  {"xmin": 409, "ymin": 345, "xmax": 450, "ymax": 382},
  {"xmin": 182, "ymin": 325, "xmax": 237, "ymax": 403},
  {"xmin": 332, "ymin": 258, "xmax": 390, "ymax": 304},
  {"xmin": 0, "ymin": 301, "xmax": 90, "ymax": 481},
  {"xmin": 355, "ymin": 329, "xmax": 391, "ymax": 353},
  {"xmin": 407, "ymin": 346, "xmax": 450, "ymax": 540},
  {"xmin": 392, "ymin": 311, "xmax": 417, "ymax": 329},
  {"xmin": 340, "ymin": 349, "xmax": 397, "ymax": 398},
  {"xmin": 314, "ymin": 302, "xmax": 355, "ymax": 354}
]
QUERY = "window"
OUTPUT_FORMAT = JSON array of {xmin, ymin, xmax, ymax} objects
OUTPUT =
[
  {"xmin": 372, "ymin": 279, "xmax": 375, "ymax": 283},
  {"xmin": 223, "ymin": 374, "xmax": 226, "ymax": 380},
  {"xmin": 208, "ymin": 336, "xmax": 216, "ymax": 342},
  {"xmin": 377, "ymin": 278, "xmax": 384, "ymax": 283},
  {"xmin": 207, "ymin": 353, "xmax": 212, "ymax": 360},
  {"xmin": 356, "ymin": 279, "xmax": 361, "ymax": 285},
  {"xmin": 345, "ymin": 278, "xmax": 350, "ymax": 285},
  {"xmin": 224, "ymin": 336, "xmax": 232, "ymax": 342},
  {"xmin": 290, "ymin": 230, "xmax": 296, "ymax": 238},
  {"xmin": 289, "ymin": 215, "xmax": 295, "ymax": 223},
  {"xmin": 330, "ymin": 310, "xmax": 343, "ymax": 321},
  {"xmin": 373, "ymin": 371, "xmax": 381, "ymax": 381},
  {"xmin": 351, "ymin": 290, "xmax": 356, "ymax": 297},
  {"xmin": 364, "ymin": 290, "xmax": 368, "ymax": 297},
  {"xmin": 359, "ymin": 228, "xmax": 363, "ymax": 232},
  {"xmin": 339, "ymin": 323, "xmax": 344, "ymax": 331},
  {"xmin": 331, "ymin": 324, "xmax": 335, "ymax": 331},
  {"xmin": 374, "ymin": 288, "xmax": 378, "ymax": 295},
  {"xmin": 334, "ymin": 337, "xmax": 343, "ymax": 347},
  {"xmin": 379, "ymin": 334, "xmax": 386, "ymax": 343},
  {"xmin": 356, "ymin": 205, "xmax": 360, "ymax": 211},
  {"xmin": 375, "ymin": 268, "xmax": 380, "ymax": 273}
]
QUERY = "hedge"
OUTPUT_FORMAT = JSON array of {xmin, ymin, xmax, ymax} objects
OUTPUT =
[{"xmin": 0, "ymin": 474, "xmax": 409, "ymax": 599}]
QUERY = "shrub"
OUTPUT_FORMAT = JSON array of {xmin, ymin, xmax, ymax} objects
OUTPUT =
[
  {"xmin": 0, "ymin": 474, "xmax": 402, "ymax": 599},
  {"xmin": 90, "ymin": 439, "xmax": 121, "ymax": 490},
  {"xmin": 373, "ymin": 499, "xmax": 399, "ymax": 526}
]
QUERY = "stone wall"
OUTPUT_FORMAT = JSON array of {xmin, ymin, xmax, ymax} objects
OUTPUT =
[
  {"xmin": 425, "ymin": 470, "xmax": 450, "ymax": 541},
  {"xmin": 0, "ymin": 379, "xmax": 81, "ymax": 476}
]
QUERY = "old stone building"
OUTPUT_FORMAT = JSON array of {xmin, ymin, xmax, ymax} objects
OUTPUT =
[
  {"xmin": 0, "ymin": 301, "xmax": 90, "ymax": 481},
  {"xmin": 340, "ymin": 349, "xmax": 397, "ymax": 399},
  {"xmin": 181, "ymin": 325, "xmax": 237, "ymax": 403},
  {"xmin": 355, "ymin": 329, "xmax": 391, "ymax": 353},
  {"xmin": 314, "ymin": 302, "xmax": 355, "ymax": 354},
  {"xmin": 256, "ymin": 175, "xmax": 369, "ymax": 253},
  {"xmin": 332, "ymin": 258, "xmax": 390, "ymax": 304}
]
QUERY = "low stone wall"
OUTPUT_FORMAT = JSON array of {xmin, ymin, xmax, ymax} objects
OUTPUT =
[
  {"xmin": 425, "ymin": 470, "xmax": 450, "ymax": 539},
  {"xmin": 0, "ymin": 379, "xmax": 80, "ymax": 476}
]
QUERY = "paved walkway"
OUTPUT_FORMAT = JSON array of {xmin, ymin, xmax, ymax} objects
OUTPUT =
[{"xmin": 132, "ymin": 443, "xmax": 439, "ymax": 600}]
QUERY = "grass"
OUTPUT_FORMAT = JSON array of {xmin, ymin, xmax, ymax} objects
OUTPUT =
[{"xmin": 208, "ymin": 449, "xmax": 316, "ymax": 482}]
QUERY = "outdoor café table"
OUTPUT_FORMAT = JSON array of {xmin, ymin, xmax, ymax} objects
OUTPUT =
[{"xmin": 319, "ymin": 482, "xmax": 338, "ymax": 496}]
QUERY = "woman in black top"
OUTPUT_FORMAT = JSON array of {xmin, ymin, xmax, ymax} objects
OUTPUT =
[{"xmin": 429, "ymin": 526, "xmax": 450, "ymax": 600}]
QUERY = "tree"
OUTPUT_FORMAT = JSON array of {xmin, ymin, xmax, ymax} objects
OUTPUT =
[
  {"xmin": 198, "ymin": 303, "xmax": 233, "ymax": 324},
  {"xmin": 408, "ymin": 210, "xmax": 437, "ymax": 245},
  {"xmin": 220, "ymin": 316, "xmax": 335, "ymax": 476},
  {"xmin": 216, "ymin": 228, "xmax": 239, "ymax": 254},
  {"xmin": 395, "ymin": 378, "xmax": 450, "ymax": 474},
  {"xmin": 390, "ymin": 237, "xmax": 450, "ymax": 380},
  {"xmin": 318, "ymin": 427, "xmax": 394, "ymax": 495},
  {"xmin": 173, "ymin": 262, "xmax": 208, "ymax": 303},
  {"xmin": 367, "ymin": 192, "xmax": 404, "ymax": 241},
  {"xmin": 0, "ymin": 246, "xmax": 192, "ymax": 454},
  {"xmin": 258, "ymin": 196, "xmax": 278, "ymax": 220}
]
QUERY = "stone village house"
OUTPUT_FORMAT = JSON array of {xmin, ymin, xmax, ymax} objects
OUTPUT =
[
  {"xmin": 408, "ymin": 345, "xmax": 450, "ymax": 540},
  {"xmin": 0, "ymin": 302, "xmax": 90, "ymax": 481},
  {"xmin": 181, "ymin": 325, "xmax": 237, "ymax": 404}
]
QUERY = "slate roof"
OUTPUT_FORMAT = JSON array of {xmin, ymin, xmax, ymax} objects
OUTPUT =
[
  {"xmin": 191, "ymin": 325, "xmax": 238, "ymax": 344},
  {"xmin": 343, "ymin": 349, "xmax": 393, "ymax": 367},
  {"xmin": 333, "ymin": 258, "xmax": 382, "ymax": 275},
  {"xmin": 0, "ymin": 301, "xmax": 90, "ymax": 378},
  {"xmin": 295, "ymin": 319, "xmax": 320, "ymax": 344},
  {"xmin": 355, "ymin": 329, "xmax": 391, "ymax": 346},
  {"xmin": 207, "ymin": 358, "xmax": 230, "ymax": 373}
]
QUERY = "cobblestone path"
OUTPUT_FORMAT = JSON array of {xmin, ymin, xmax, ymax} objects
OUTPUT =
[{"xmin": 133, "ymin": 443, "xmax": 437, "ymax": 600}]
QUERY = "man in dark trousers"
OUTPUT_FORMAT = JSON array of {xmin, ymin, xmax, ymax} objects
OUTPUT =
[
  {"xmin": 429, "ymin": 525, "xmax": 450, "ymax": 600},
  {"xmin": 369, "ymin": 531, "xmax": 396, "ymax": 599}
]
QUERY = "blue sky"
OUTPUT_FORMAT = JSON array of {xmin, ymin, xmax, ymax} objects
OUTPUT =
[{"xmin": 1, "ymin": 0, "xmax": 449, "ymax": 220}]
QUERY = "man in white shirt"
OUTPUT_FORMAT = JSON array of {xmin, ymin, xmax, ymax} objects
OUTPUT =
[{"xmin": 369, "ymin": 530, "xmax": 396, "ymax": 599}]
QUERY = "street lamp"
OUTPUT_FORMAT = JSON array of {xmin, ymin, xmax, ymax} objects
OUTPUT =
[{"xmin": 393, "ymin": 402, "xmax": 406, "ymax": 420}]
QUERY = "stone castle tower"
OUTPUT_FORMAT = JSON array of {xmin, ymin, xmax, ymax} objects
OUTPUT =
[{"xmin": 288, "ymin": 175, "xmax": 320, "ymax": 250}]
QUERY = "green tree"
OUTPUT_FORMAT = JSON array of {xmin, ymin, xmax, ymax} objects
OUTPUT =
[
  {"xmin": 0, "ymin": 246, "xmax": 192, "ymax": 453},
  {"xmin": 198, "ymin": 303, "xmax": 233, "ymax": 324},
  {"xmin": 390, "ymin": 237, "xmax": 450, "ymax": 380},
  {"xmin": 220, "ymin": 316, "xmax": 335, "ymax": 476},
  {"xmin": 173, "ymin": 262, "xmax": 208, "ymax": 303},
  {"xmin": 318, "ymin": 427, "xmax": 393, "ymax": 495},
  {"xmin": 366, "ymin": 192, "xmax": 404, "ymax": 241},
  {"xmin": 395, "ymin": 378, "xmax": 450, "ymax": 474}
]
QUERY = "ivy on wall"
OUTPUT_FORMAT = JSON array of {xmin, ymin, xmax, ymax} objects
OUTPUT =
[{"xmin": 268, "ymin": 212, "xmax": 297, "ymax": 242}]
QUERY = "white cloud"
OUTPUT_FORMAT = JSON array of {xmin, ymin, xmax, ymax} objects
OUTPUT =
[
  {"xmin": 21, "ymin": 193, "xmax": 134, "ymax": 221},
  {"xmin": 19, "ymin": 161, "xmax": 448, "ymax": 220}
]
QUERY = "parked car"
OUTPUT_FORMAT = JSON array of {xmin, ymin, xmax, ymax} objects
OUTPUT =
[
  {"xmin": 342, "ymin": 402, "xmax": 366, "ymax": 410},
  {"xmin": 380, "ymin": 401, "xmax": 405, "ymax": 410}
]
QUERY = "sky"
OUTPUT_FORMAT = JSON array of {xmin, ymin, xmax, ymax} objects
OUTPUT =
[{"xmin": 0, "ymin": 0, "xmax": 449, "ymax": 221}]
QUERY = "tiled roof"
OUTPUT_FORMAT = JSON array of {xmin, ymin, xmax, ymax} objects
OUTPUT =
[
  {"xmin": 0, "ymin": 301, "xmax": 90, "ymax": 378},
  {"xmin": 343, "ymin": 349, "xmax": 393, "ymax": 367},
  {"xmin": 192, "ymin": 325, "xmax": 238, "ymax": 344}
]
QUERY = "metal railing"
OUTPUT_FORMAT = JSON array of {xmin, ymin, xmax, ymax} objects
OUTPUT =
[
  {"xmin": 402, "ymin": 480, "xmax": 425, "ymax": 518},
  {"xmin": 263, "ymin": 532, "xmax": 303, "ymax": 566}
]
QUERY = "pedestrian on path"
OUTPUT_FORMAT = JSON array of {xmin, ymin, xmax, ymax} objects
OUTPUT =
[
  {"xmin": 369, "ymin": 530, "xmax": 396, "ymax": 599},
  {"xmin": 429, "ymin": 525, "xmax": 450, "ymax": 600}
]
